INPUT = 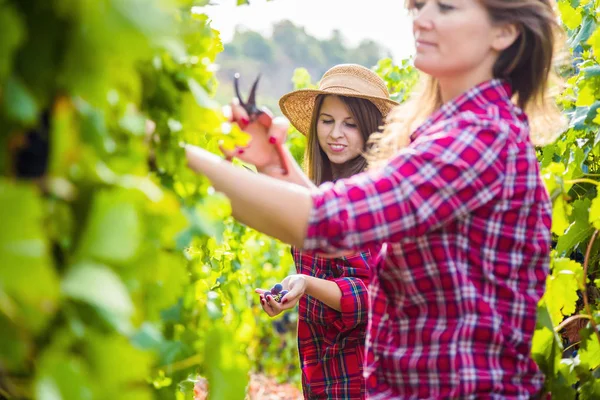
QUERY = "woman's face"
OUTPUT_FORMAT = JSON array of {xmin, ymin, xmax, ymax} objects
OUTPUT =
[
  {"xmin": 316, "ymin": 96, "xmax": 365, "ymax": 165},
  {"xmin": 410, "ymin": 0, "xmax": 510, "ymax": 81}
]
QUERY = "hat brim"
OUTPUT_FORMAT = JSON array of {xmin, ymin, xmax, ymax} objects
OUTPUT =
[{"xmin": 279, "ymin": 89, "xmax": 399, "ymax": 136}]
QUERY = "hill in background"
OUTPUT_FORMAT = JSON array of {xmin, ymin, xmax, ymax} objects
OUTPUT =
[{"xmin": 213, "ymin": 20, "xmax": 392, "ymax": 114}]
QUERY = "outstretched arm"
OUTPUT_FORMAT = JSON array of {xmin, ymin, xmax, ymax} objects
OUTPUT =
[{"xmin": 186, "ymin": 144, "xmax": 311, "ymax": 248}]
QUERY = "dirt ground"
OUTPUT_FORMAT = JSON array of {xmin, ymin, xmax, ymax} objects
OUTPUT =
[{"xmin": 193, "ymin": 373, "xmax": 303, "ymax": 400}]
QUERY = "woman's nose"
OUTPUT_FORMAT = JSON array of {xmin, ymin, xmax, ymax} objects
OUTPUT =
[{"xmin": 330, "ymin": 123, "xmax": 345, "ymax": 139}]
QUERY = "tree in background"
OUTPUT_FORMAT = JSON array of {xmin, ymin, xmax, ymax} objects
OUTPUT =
[{"xmin": 215, "ymin": 20, "xmax": 392, "ymax": 113}]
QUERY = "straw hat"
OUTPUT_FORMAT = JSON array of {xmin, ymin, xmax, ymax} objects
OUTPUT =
[{"xmin": 279, "ymin": 64, "xmax": 399, "ymax": 136}]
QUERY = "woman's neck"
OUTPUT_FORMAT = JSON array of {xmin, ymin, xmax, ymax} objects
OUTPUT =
[
  {"xmin": 438, "ymin": 64, "xmax": 496, "ymax": 104},
  {"xmin": 331, "ymin": 163, "xmax": 344, "ymax": 181},
  {"xmin": 329, "ymin": 157, "xmax": 365, "ymax": 182}
]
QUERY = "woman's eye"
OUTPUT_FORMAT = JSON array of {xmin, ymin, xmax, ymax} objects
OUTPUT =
[
  {"xmin": 413, "ymin": 1, "xmax": 425, "ymax": 10},
  {"xmin": 321, "ymin": 120, "xmax": 334, "ymax": 125},
  {"xmin": 438, "ymin": 2, "xmax": 455, "ymax": 11},
  {"xmin": 344, "ymin": 122, "xmax": 357, "ymax": 128}
]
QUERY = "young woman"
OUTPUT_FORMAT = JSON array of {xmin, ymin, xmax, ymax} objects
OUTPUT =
[
  {"xmin": 185, "ymin": 0, "xmax": 565, "ymax": 397},
  {"xmin": 224, "ymin": 64, "xmax": 398, "ymax": 399}
]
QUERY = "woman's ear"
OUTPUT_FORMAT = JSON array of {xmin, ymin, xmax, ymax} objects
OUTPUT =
[{"xmin": 492, "ymin": 23, "xmax": 520, "ymax": 52}]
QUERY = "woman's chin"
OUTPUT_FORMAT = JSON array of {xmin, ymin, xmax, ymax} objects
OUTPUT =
[
  {"xmin": 327, "ymin": 153, "xmax": 352, "ymax": 164},
  {"xmin": 413, "ymin": 57, "xmax": 442, "ymax": 77}
]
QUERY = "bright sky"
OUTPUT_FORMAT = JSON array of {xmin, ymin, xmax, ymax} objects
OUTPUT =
[{"xmin": 199, "ymin": 0, "xmax": 416, "ymax": 63}]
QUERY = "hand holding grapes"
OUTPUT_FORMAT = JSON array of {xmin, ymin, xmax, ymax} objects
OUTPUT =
[{"xmin": 255, "ymin": 274, "xmax": 307, "ymax": 317}]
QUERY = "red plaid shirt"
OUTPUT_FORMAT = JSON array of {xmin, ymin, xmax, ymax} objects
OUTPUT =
[
  {"xmin": 303, "ymin": 79, "xmax": 552, "ymax": 399},
  {"xmin": 292, "ymin": 247, "xmax": 371, "ymax": 399}
]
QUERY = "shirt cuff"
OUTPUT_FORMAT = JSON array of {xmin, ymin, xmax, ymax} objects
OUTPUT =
[{"xmin": 332, "ymin": 277, "xmax": 368, "ymax": 330}]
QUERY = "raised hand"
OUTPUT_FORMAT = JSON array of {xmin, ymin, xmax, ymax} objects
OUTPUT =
[
  {"xmin": 220, "ymin": 74, "xmax": 289, "ymax": 175},
  {"xmin": 221, "ymin": 103, "xmax": 289, "ymax": 175}
]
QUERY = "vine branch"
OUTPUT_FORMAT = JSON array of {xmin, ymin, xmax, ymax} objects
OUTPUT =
[
  {"xmin": 582, "ymin": 230, "xmax": 600, "ymax": 345},
  {"xmin": 555, "ymin": 314, "xmax": 592, "ymax": 332},
  {"xmin": 565, "ymin": 178, "xmax": 600, "ymax": 187}
]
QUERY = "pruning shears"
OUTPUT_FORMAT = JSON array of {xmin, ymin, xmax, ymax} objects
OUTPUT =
[{"xmin": 231, "ymin": 73, "xmax": 288, "ymax": 175}]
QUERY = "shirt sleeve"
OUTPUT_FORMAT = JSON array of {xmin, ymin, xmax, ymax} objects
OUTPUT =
[
  {"xmin": 331, "ymin": 251, "xmax": 371, "ymax": 331},
  {"xmin": 302, "ymin": 120, "xmax": 507, "ymax": 253}
]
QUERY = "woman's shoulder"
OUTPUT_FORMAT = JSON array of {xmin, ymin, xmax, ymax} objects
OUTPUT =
[{"xmin": 415, "ymin": 106, "xmax": 524, "ymax": 147}]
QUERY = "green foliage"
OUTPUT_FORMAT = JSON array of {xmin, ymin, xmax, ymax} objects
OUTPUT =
[
  {"xmin": 531, "ymin": 0, "xmax": 600, "ymax": 397},
  {"xmin": 4, "ymin": 0, "xmax": 598, "ymax": 398},
  {"xmin": 0, "ymin": 1, "xmax": 296, "ymax": 399},
  {"xmin": 372, "ymin": 58, "xmax": 419, "ymax": 104}
]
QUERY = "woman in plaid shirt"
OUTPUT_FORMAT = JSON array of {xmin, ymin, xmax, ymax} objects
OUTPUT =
[
  {"xmin": 186, "ymin": 0, "xmax": 565, "ymax": 398},
  {"xmin": 225, "ymin": 64, "xmax": 398, "ymax": 398}
]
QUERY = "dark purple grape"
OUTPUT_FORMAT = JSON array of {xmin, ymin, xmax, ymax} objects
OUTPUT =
[
  {"xmin": 276, "ymin": 290, "xmax": 289, "ymax": 303},
  {"xmin": 271, "ymin": 283, "xmax": 283, "ymax": 295},
  {"xmin": 273, "ymin": 319, "xmax": 286, "ymax": 334},
  {"xmin": 15, "ymin": 111, "xmax": 50, "ymax": 178},
  {"xmin": 264, "ymin": 290, "xmax": 271, "ymax": 297}
]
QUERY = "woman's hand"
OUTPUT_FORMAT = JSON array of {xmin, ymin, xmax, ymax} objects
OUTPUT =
[
  {"xmin": 255, "ymin": 274, "xmax": 308, "ymax": 317},
  {"xmin": 221, "ymin": 102, "xmax": 289, "ymax": 175}
]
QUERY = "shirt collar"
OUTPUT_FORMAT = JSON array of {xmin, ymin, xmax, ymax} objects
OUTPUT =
[{"xmin": 410, "ymin": 79, "xmax": 514, "ymax": 141}]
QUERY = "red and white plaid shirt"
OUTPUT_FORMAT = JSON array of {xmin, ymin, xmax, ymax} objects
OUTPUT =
[
  {"xmin": 292, "ymin": 248, "xmax": 371, "ymax": 399},
  {"xmin": 303, "ymin": 79, "xmax": 551, "ymax": 399}
]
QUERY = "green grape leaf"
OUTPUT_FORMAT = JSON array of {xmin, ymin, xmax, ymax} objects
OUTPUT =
[
  {"xmin": 204, "ymin": 324, "xmax": 250, "ymax": 400},
  {"xmin": 0, "ymin": 314, "xmax": 31, "ymax": 372},
  {"xmin": 570, "ymin": 15, "xmax": 597, "ymax": 47},
  {"xmin": 0, "ymin": 3, "xmax": 25, "ymax": 81},
  {"xmin": 594, "ymin": 109, "xmax": 600, "ymax": 126},
  {"xmin": 579, "ymin": 380, "xmax": 600, "ymax": 400},
  {"xmin": 542, "ymin": 162, "xmax": 566, "ymax": 198},
  {"xmin": 556, "ymin": 198, "xmax": 593, "ymax": 254},
  {"xmin": 540, "ymin": 143, "xmax": 557, "ymax": 168},
  {"xmin": 131, "ymin": 323, "xmax": 164, "ymax": 350},
  {"xmin": 576, "ymin": 84, "xmax": 595, "ymax": 107},
  {"xmin": 0, "ymin": 180, "xmax": 59, "ymax": 333},
  {"xmin": 552, "ymin": 196, "xmax": 571, "ymax": 235},
  {"xmin": 85, "ymin": 333, "xmax": 154, "ymax": 399},
  {"xmin": 536, "ymin": 302, "xmax": 555, "ymax": 331},
  {"xmin": 579, "ymin": 328, "xmax": 600, "ymax": 370},
  {"xmin": 583, "ymin": 66, "xmax": 600, "ymax": 78},
  {"xmin": 292, "ymin": 68, "xmax": 314, "ymax": 90},
  {"xmin": 35, "ymin": 350, "xmax": 93, "ymax": 400},
  {"xmin": 158, "ymin": 340, "xmax": 195, "ymax": 366},
  {"xmin": 559, "ymin": 1, "xmax": 582, "ymax": 30},
  {"xmin": 77, "ymin": 189, "xmax": 142, "ymax": 265},
  {"xmin": 49, "ymin": 97, "xmax": 80, "ymax": 177},
  {"xmin": 585, "ymin": 102, "xmax": 600, "ymax": 125},
  {"xmin": 62, "ymin": 262, "xmax": 134, "ymax": 320},
  {"xmin": 548, "ymin": 365, "xmax": 578, "ymax": 400},
  {"xmin": 590, "ymin": 193, "xmax": 600, "ymax": 229},
  {"xmin": 531, "ymin": 324, "xmax": 562, "ymax": 377},
  {"xmin": 588, "ymin": 26, "xmax": 600, "ymax": 62},
  {"xmin": 544, "ymin": 258, "xmax": 583, "ymax": 324},
  {"xmin": 3, "ymin": 75, "xmax": 39, "ymax": 125},
  {"xmin": 188, "ymin": 78, "xmax": 219, "ymax": 110}
]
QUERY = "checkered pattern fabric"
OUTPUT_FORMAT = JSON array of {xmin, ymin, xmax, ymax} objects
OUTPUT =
[
  {"xmin": 303, "ymin": 79, "xmax": 551, "ymax": 399},
  {"xmin": 292, "ymin": 248, "xmax": 371, "ymax": 399}
]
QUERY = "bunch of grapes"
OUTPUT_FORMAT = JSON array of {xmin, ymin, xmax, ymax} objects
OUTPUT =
[{"xmin": 264, "ymin": 283, "xmax": 288, "ymax": 303}]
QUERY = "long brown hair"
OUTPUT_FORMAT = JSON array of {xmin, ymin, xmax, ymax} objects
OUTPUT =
[
  {"xmin": 368, "ymin": 0, "xmax": 565, "ymax": 168},
  {"xmin": 305, "ymin": 95, "xmax": 383, "ymax": 185}
]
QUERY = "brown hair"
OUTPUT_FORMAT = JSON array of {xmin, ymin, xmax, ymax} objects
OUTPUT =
[
  {"xmin": 305, "ymin": 95, "xmax": 383, "ymax": 185},
  {"xmin": 369, "ymin": 0, "xmax": 566, "ymax": 167}
]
